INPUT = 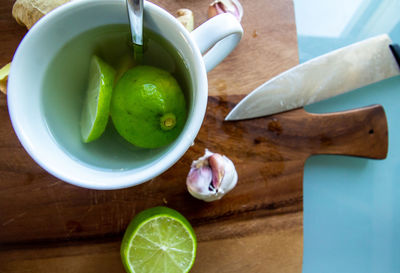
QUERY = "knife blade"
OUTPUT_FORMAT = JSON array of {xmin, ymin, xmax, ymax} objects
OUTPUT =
[{"xmin": 225, "ymin": 34, "xmax": 400, "ymax": 121}]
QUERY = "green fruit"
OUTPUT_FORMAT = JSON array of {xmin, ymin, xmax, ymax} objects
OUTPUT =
[
  {"xmin": 111, "ymin": 65, "xmax": 187, "ymax": 148},
  {"xmin": 114, "ymin": 52, "xmax": 136, "ymax": 84},
  {"xmin": 80, "ymin": 55, "xmax": 115, "ymax": 143},
  {"xmin": 121, "ymin": 207, "xmax": 197, "ymax": 273},
  {"xmin": 0, "ymin": 62, "xmax": 10, "ymax": 81}
]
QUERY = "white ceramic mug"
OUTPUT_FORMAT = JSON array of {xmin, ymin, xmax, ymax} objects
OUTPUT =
[{"xmin": 7, "ymin": 0, "xmax": 243, "ymax": 189}]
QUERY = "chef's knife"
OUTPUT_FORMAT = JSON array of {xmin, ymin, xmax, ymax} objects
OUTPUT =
[{"xmin": 226, "ymin": 34, "xmax": 400, "ymax": 121}]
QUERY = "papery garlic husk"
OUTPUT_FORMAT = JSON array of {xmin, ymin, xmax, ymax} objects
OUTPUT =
[
  {"xmin": 176, "ymin": 8, "xmax": 194, "ymax": 32},
  {"xmin": 208, "ymin": 0, "xmax": 243, "ymax": 22},
  {"xmin": 186, "ymin": 149, "xmax": 238, "ymax": 202}
]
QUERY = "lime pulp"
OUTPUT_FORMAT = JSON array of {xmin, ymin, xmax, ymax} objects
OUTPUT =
[
  {"xmin": 80, "ymin": 55, "xmax": 115, "ymax": 143},
  {"xmin": 121, "ymin": 207, "xmax": 197, "ymax": 273}
]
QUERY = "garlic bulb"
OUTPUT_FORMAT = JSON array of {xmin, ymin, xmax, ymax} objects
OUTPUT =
[
  {"xmin": 186, "ymin": 149, "xmax": 238, "ymax": 202},
  {"xmin": 208, "ymin": 0, "xmax": 243, "ymax": 22}
]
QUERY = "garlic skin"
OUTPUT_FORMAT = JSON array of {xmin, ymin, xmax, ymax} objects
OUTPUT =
[
  {"xmin": 208, "ymin": 0, "xmax": 243, "ymax": 22},
  {"xmin": 186, "ymin": 149, "xmax": 238, "ymax": 202},
  {"xmin": 176, "ymin": 8, "xmax": 194, "ymax": 32}
]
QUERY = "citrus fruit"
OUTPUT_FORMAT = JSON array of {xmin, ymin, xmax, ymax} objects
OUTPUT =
[
  {"xmin": 114, "ymin": 52, "xmax": 136, "ymax": 84},
  {"xmin": 80, "ymin": 55, "xmax": 115, "ymax": 143},
  {"xmin": 121, "ymin": 206, "xmax": 197, "ymax": 273},
  {"xmin": 0, "ymin": 62, "xmax": 10, "ymax": 94},
  {"xmin": 0, "ymin": 62, "xmax": 10, "ymax": 80},
  {"xmin": 110, "ymin": 65, "xmax": 187, "ymax": 148}
]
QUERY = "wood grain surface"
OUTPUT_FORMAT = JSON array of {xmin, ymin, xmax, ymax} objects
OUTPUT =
[{"xmin": 0, "ymin": 0, "xmax": 388, "ymax": 272}]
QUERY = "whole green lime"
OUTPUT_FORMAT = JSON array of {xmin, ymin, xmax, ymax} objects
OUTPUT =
[{"xmin": 111, "ymin": 65, "xmax": 187, "ymax": 148}]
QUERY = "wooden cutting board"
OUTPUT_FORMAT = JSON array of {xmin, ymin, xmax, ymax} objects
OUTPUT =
[{"xmin": 0, "ymin": 0, "xmax": 388, "ymax": 272}]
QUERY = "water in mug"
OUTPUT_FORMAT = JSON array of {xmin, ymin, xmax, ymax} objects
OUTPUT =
[{"xmin": 41, "ymin": 24, "xmax": 191, "ymax": 170}]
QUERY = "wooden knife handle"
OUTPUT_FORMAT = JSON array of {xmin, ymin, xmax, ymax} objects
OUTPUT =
[{"xmin": 288, "ymin": 105, "xmax": 388, "ymax": 159}]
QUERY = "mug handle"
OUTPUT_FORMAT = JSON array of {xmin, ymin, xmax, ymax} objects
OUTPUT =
[{"xmin": 191, "ymin": 13, "xmax": 243, "ymax": 72}]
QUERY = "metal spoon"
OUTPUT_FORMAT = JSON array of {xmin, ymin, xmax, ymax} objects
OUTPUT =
[{"xmin": 126, "ymin": 0, "xmax": 143, "ymax": 63}]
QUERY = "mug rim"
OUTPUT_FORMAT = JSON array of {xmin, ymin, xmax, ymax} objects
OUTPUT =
[{"xmin": 7, "ymin": 0, "xmax": 208, "ymax": 189}]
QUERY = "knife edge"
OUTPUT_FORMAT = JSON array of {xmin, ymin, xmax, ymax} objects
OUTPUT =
[{"xmin": 226, "ymin": 34, "xmax": 400, "ymax": 121}]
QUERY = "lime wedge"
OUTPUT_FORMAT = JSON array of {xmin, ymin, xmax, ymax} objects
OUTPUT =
[
  {"xmin": 0, "ymin": 62, "xmax": 10, "ymax": 80},
  {"xmin": 0, "ymin": 62, "xmax": 11, "ymax": 94},
  {"xmin": 121, "ymin": 207, "xmax": 197, "ymax": 273},
  {"xmin": 80, "ymin": 55, "xmax": 115, "ymax": 142}
]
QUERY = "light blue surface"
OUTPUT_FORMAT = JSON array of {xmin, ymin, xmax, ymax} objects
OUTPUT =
[{"xmin": 293, "ymin": 0, "xmax": 400, "ymax": 272}]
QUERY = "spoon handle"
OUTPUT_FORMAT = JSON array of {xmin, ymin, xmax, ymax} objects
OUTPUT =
[{"xmin": 126, "ymin": 0, "xmax": 143, "ymax": 62}]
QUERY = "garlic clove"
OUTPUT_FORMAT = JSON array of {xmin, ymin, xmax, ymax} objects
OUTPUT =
[
  {"xmin": 208, "ymin": 0, "xmax": 243, "ymax": 22},
  {"xmin": 176, "ymin": 8, "xmax": 194, "ymax": 32},
  {"xmin": 217, "ymin": 154, "xmax": 238, "ymax": 195},
  {"xmin": 187, "ymin": 165, "xmax": 213, "ymax": 198},
  {"xmin": 209, "ymin": 153, "xmax": 225, "ymax": 190},
  {"xmin": 186, "ymin": 149, "xmax": 238, "ymax": 202}
]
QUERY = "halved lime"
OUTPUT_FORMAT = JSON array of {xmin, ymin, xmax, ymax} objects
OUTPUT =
[
  {"xmin": 80, "ymin": 55, "xmax": 116, "ymax": 142},
  {"xmin": 121, "ymin": 207, "xmax": 197, "ymax": 273}
]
